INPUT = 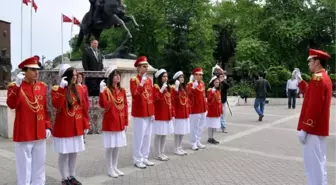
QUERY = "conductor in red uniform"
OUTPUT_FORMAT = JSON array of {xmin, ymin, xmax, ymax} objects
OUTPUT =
[
  {"xmin": 187, "ymin": 67, "xmax": 207, "ymax": 150},
  {"xmin": 294, "ymin": 48, "xmax": 332, "ymax": 185},
  {"xmin": 7, "ymin": 56, "xmax": 52, "ymax": 185},
  {"xmin": 130, "ymin": 56, "xmax": 155, "ymax": 169}
]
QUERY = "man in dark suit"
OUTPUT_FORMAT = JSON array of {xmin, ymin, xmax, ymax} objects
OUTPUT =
[{"xmin": 82, "ymin": 40, "xmax": 104, "ymax": 71}]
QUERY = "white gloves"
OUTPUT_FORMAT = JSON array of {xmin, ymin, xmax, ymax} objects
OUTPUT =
[
  {"xmin": 211, "ymin": 87, "xmax": 216, "ymax": 93},
  {"xmin": 84, "ymin": 129, "xmax": 89, "ymax": 135},
  {"xmin": 294, "ymin": 68, "xmax": 302, "ymax": 81},
  {"xmin": 46, "ymin": 129, "xmax": 52, "ymax": 139},
  {"xmin": 160, "ymin": 83, "xmax": 168, "ymax": 93},
  {"xmin": 15, "ymin": 72, "xmax": 25, "ymax": 87},
  {"xmin": 140, "ymin": 73, "xmax": 147, "ymax": 86},
  {"xmin": 59, "ymin": 77, "xmax": 68, "ymax": 88},
  {"xmin": 298, "ymin": 130, "xmax": 307, "ymax": 144},
  {"xmin": 192, "ymin": 81, "xmax": 198, "ymax": 89},
  {"xmin": 175, "ymin": 80, "xmax": 180, "ymax": 92},
  {"xmin": 100, "ymin": 80, "xmax": 106, "ymax": 93}
]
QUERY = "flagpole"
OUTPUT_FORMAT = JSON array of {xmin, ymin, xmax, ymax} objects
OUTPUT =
[
  {"xmin": 30, "ymin": 0, "xmax": 33, "ymax": 56},
  {"xmin": 20, "ymin": 0, "xmax": 23, "ymax": 61},
  {"xmin": 61, "ymin": 14, "xmax": 64, "ymax": 63},
  {"xmin": 70, "ymin": 16, "xmax": 73, "ymax": 59}
]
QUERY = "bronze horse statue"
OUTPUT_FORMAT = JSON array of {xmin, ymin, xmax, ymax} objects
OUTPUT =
[{"xmin": 76, "ymin": 0, "xmax": 139, "ymax": 49}]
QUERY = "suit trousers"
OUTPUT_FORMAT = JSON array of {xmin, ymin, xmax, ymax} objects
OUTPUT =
[
  {"xmin": 132, "ymin": 117, "xmax": 152, "ymax": 164},
  {"xmin": 303, "ymin": 134, "xmax": 327, "ymax": 185},
  {"xmin": 15, "ymin": 139, "xmax": 46, "ymax": 185},
  {"xmin": 189, "ymin": 112, "xmax": 206, "ymax": 145}
]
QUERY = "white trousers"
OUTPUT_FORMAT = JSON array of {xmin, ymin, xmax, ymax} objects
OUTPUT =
[
  {"xmin": 189, "ymin": 113, "xmax": 206, "ymax": 145},
  {"xmin": 15, "ymin": 139, "xmax": 46, "ymax": 185},
  {"xmin": 132, "ymin": 117, "xmax": 152, "ymax": 164},
  {"xmin": 303, "ymin": 134, "xmax": 327, "ymax": 185}
]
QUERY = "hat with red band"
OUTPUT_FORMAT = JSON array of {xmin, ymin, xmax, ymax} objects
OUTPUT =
[
  {"xmin": 18, "ymin": 56, "xmax": 40, "ymax": 69},
  {"xmin": 307, "ymin": 48, "xmax": 331, "ymax": 61}
]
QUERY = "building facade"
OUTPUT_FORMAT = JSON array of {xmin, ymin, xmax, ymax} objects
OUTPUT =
[{"xmin": 0, "ymin": 20, "xmax": 11, "ymax": 89}]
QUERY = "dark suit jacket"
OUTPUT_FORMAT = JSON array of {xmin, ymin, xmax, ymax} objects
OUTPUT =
[{"xmin": 82, "ymin": 47, "xmax": 104, "ymax": 71}]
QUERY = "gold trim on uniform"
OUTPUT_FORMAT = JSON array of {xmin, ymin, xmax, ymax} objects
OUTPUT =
[
  {"xmin": 303, "ymin": 119, "xmax": 314, "ymax": 127},
  {"xmin": 75, "ymin": 114, "xmax": 82, "ymax": 119},
  {"xmin": 33, "ymin": 85, "xmax": 40, "ymax": 91},
  {"xmin": 8, "ymin": 82, "xmax": 16, "ymax": 87},
  {"xmin": 37, "ymin": 115, "xmax": 44, "ymax": 120},
  {"xmin": 52, "ymin": 85, "xmax": 59, "ymax": 91},
  {"xmin": 312, "ymin": 72, "xmax": 323, "ymax": 81}
]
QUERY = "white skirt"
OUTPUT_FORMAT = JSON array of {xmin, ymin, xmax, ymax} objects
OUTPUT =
[
  {"xmin": 102, "ymin": 131, "xmax": 127, "ymax": 148},
  {"xmin": 52, "ymin": 135, "xmax": 85, "ymax": 154},
  {"xmin": 206, "ymin": 117, "xmax": 221, "ymax": 128},
  {"xmin": 153, "ymin": 120, "xmax": 174, "ymax": 135},
  {"xmin": 174, "ymin": 118, "xmax": 190, "ymax": 135}
]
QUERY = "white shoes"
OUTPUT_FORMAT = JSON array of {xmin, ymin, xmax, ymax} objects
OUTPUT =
[
  {"xmin": 134, "ymin": 162, "xmax": 147, "ymax": 169},
  {"xmin": 191, "ymin": 144, "xmax": 199, "ymax": 151},
  {"xmin": 179, "ymin": 148, "xmax": 187, "ymax": 155},
  {"xmin": 108, "ymin": 168, "xmax": 118, "ymax": 178},
  {"xmin": 174, "ymin": 149, "xmax": 184, "ymax": 156},
  {"xmin": 114, "ymin": 168, "xmax": 124, "ymax": 176},
  {"xmin": 197, "ymin": 142, "xmax": 206, "ymax": 149},
  {"xmin": 143, "ymin": 159, "xmax": 155, "ymax": 166}
]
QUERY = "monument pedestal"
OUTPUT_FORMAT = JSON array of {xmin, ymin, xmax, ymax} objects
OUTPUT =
[{"xmin": 0, "ymin": 90, "xmax": 14, "ymax": 139}]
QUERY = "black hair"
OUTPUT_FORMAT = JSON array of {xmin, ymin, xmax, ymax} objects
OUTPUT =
[
  {"xmin": 62, "ymin": 67, "xmax": 81, "ymax": 109},
  {"xmin": 77, "ymin": 72, "xmax": 85, "ymax": 84},
  {"xmin": 156, "ymin": 72, "xmax": 170, "ymax": 92},
  {"xmin": 22, "ymin": 67, "xmax": 28, "ymax": 72},
  {"xmin": 107, "ymin": 70, "xmax": 121, "ymax": 90},
  {"xmin": 175, "ymin": 74, "xmax": 186, "ymax": 92},
  {"xmin": 209, "ymin": 78, "xmax": 220, "ymax": 90}
]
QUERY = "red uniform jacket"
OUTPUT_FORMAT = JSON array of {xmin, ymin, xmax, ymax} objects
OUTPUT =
[
  {"xmin": 7, "ymin": 81, "xmax": 52, "ymax": 142},
  {"xmin": 297, "ymin": 70, "xmax": 332, "ymax": 136},
  {"xmin": 130, "ymin": 75, "xmax": 154, "ymax": 117},
  {"xmin": 80, "ymin": 84, "xmax": 89, "ymax": 110},
  {"xmin": 153, "ymin": 84, "xmax": 173, "ymax": 121},
  {"xmin": 99, "ymin": 87, "xmax": 128, "ymax": 131},
  {"xmin": 187, "ymin": 81, "xmax": 207, "ymax": 114},
  {"xmin": 206, "ymin": 88, "xmax": 223, "ymax": 117},
  {"xmin": 171, "ymin": 86, "xmax": 190, "ymax": 119},
  {"xmin": 52, "ymin": 85, "xmax": 90, "ymax": 138}
]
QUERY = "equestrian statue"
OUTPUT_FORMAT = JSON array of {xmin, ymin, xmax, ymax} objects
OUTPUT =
[{"xmin": 76, "ymin": 0, "xmax": 139, "ymax": 59}]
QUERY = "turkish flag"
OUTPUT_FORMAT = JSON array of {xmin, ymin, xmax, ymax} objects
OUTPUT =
[
  {"xmin": 62, "ymin": 14, "xmax": 72, "ymax": 23},
  {"xmin": 32, "ymin": 0, "xmax": 38, "ymax": 12},
  {"xmin": 73, "ymin": 17, "xmax": 81, "ymax": 26},
  {"xmin": 23, "ymin": 0, "xmax": 31, "ymax": 6}
]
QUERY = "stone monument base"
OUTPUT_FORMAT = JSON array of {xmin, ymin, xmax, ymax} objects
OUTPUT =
[{"xmin": 0, "ymin": 90, "xmax": 14, "ymax": 139}]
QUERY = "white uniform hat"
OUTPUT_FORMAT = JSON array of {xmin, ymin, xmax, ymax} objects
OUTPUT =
[
  {"xmin": 209, "ymin": 76, "xmax": 218, "ymax": 84},
  {"xmin": 173, "ymin": 71, "xmax": 183, "ymax": 80},
  {"xmin": 155, "ymin": 69, "xmax": 167, "ymax": 78},
  {"xmin": 105, "ymin": 65, "xmax": 118, "ymax": 78},
  {"xmin": 59, "ymin": 64, "xmax": 72, "ymax": 77}
]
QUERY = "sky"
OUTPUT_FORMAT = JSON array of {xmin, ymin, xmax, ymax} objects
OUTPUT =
[{"xmin": 0, "ymin": 0, "xmax": 90, "ymax": 71}]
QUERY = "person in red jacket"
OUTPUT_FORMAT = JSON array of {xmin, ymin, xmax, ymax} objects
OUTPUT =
[
  {"xmin": 130, "ymin": 56, "xmax": 155, "ymax": 169},
  {"xmin": 153, "ymin": 69, "xmax": 174, "ymax": 161},
  {"xmin": 187, "ymin": 67, "xmax": 207, "ymax": 150},
  {"xmin": 76, "ymin": 72, "xmax": 89, "ymax": 144},
  {"xmin": 51, "ymin": 64, "xmax": 90, "ymax": 185},
  {"xmin": 99, "ymin": 65, "xmax": 128, "ymax": 178},
  {"xmin": 7, "ymin": 56, "xmax": 52, "ymax": 185},
  {"xmin": 294, "ymin": 48, "xmax": 332, "ymax": 185},
  {"xmin": 206, "ymin": 76, "xmax": 222, "ymax": 144},
  {"xmin": 171, "ymin": 71, "xmax": 190, "ymax": 156}
]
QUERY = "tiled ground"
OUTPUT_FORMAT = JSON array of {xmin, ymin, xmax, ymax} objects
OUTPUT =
[{"xmin": 0, "ymin": 105, "xmax": 335, "ymax": 185}]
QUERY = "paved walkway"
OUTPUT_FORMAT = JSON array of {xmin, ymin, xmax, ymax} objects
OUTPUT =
[{"xmin": 0, "ymin": 105, "xmax": 335, "ymax": 185}]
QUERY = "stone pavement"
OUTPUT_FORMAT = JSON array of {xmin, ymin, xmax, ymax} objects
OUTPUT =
[{"xmin": 0, "ymin": 105, "xmax": 335, "ymax": 185}]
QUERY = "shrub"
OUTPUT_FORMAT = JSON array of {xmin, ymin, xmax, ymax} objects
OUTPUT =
[
  {"xmin": 228, "ymin": 81, "xmax": 255, "ymax": 98},
  {"xmin": 329, "ymin": 73, "xmax": 336, "ymax": 80},
  {"xmin": 265, "ymin": 66, "xmax": 291, "ymax": 86}
]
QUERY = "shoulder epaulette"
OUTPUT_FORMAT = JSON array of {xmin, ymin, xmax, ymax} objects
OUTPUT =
[
  {"xmin": 39, "ymin": 81, "xmax": 47, "ymax": 86},
  {"xmin": 52, "ymin": 85, "xmax": 59, "ymax": 91},
  {"xmin": 207, "ymin": 88, "xmax": 212, "ymax": 91},
  {"xmin": 312, "ymin": 72, "xmax": 323, "ymax": 81},
  {"xmin": 131, "ymin": 76, "xmax": 137, "ymax": 81},
  {"xmin": 187, "ymin": 81, "xmax": 193, "ymax": 84},
  {"xmin": 170, "ymin": 85, "xmax": 175, "ymax": 88},
  {"xmin": 8, "ymin": 81, "xmax": 16, "ymax": 87},
  {"xmin": 154, "ymin": 84, "xmax": 160, "ymax": 89}
]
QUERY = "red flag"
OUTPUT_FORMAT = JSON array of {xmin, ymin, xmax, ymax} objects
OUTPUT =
[
  {"xmin": 23, "ymin": 0, "xmax": 31, "ymax": 6},
  {"xmin": 62, "ymin": 14, "xmax": 72, "ymax": 23},
  {"xmin": 32, "ymin": 0, "xmax": 38, "ymax": 12},
  {"xmin": 73, "ymin": 17, "xmax": 81, "ymax": 26}
]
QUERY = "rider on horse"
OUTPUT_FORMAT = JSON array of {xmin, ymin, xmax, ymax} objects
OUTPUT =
[{"xmin": 89, "ymin": 0, "xmax": 125, "ymax": 25}]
